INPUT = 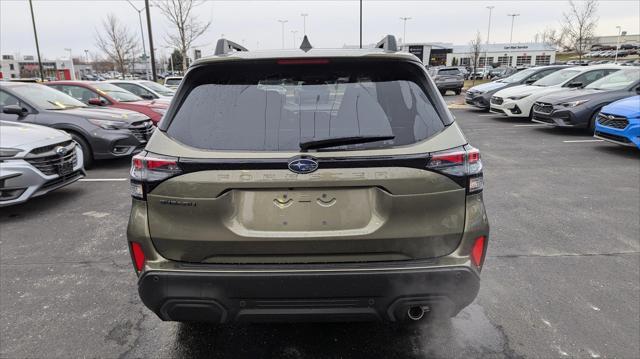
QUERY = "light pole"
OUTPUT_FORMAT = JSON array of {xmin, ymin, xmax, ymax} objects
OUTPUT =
[
  {"xmin": 301, "ymin": 13, "xmax": 308, "ymax": 35},
  {"xmin": 291, "ymin": 30, "xmax": 298, "ymax": 48},
  {"xmin": 64, "ymin": 48, "xmax": 76, "ymax": 80},
  {"xmin": 127, "ymin": 0, "xmax": 150, "ymax": 80},
  {"xmin": 28, "ymin": 0, "xmax": 44, "ymax": 81},
  {"xmin": 614, "ymin": 26, "xmax": 621, "ymax": 63},
  {"xmin": 484, "ymin": 6, "xmax": 494, "ymax": 70},
  {"xmin": 400, "ymin": 17, "xmax": 411, "ymax": 50},
  {"xmin": 278, "ymin": 20, "xmax": 288, "ymax": 49},
  {"xmin": 507, "ymin": 14, "xmax": 520, "ymax": 66}
]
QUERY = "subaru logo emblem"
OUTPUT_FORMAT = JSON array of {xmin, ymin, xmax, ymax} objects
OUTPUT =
[
  {"xmin": 288, "ymin": 157, "xmax": 319, "ymax": 174},
  {"xmin": 54, "ymin": 146, "xmax": 68, "ymax": 157}
]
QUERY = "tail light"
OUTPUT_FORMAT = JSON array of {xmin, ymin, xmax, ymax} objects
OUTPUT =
[
  {"xmin": 470, "ymin": 236, "xmax": 487, "ymax": 269},
  {"xmin": 130, "ymin": 152, "xmax": 182, "ymax": 199},
  {"xmin": 129, "ymin": 242, "xmax": 146, "ymax": 272},
  {"xmin": 426, "ymin": 145, "xmax": 483, "ymax": 194}
]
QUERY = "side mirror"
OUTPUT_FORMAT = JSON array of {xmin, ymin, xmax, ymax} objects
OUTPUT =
[
  {"xmin": 140, "ymin": 94, "xmax": 155, "ymax": 100},
  {"xmin": 2, "ymin": 105, "xmax": 28, "ymax": 117},
  {"xmin": 88, "ymin": 98, "xmax": 106, "ymax": 106},
  {"xmin": 567, "ymin": 82, "xmax": 583, "ymax": 88}
]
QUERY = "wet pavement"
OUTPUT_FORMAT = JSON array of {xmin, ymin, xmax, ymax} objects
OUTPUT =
[{"xmin": 1, "ymin": 96, "xmax": 638, "ymax": 358}]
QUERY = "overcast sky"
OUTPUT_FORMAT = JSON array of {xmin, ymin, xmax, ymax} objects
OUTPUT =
[{"xmin": 1, "ymin": 0, "xmax": 638, "ymax": 60}]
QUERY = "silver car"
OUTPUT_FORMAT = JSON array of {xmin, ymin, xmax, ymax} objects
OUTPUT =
[{"xmin": 0, "ymin": 121, "xmax": 85, "ymax": 206}]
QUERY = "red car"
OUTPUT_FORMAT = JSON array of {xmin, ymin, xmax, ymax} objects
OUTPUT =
[{"xmin": 46, "ymin": 81, "xmax": 168, "ymax": 124}]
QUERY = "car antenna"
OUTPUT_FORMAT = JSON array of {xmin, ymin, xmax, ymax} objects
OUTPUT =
[
  {"xmin": 214, "ymin": 38, "xmax": 249, "ymax": 56},
  {"xmin": 300, "ymin": 35, "xmax": 313, "ymax": 52}
]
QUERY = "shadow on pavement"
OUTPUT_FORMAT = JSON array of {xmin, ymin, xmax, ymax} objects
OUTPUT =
[
  {"xmin": 170, "ymin": 304, "xmax": 517, "ymax": 359},
  {"xmin": 0, "ymin": 186, "xmax": 85, "ymax": 221},
  {"xmin": 592, "ymin": 143, "xmax": 640, "ymax": 159},
  {"xmin": 532, "ymin": 126, "xmax": 591, "ymax": 138}
]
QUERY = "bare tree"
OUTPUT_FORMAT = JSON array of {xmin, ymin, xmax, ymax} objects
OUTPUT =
[
  {"xmin": 562, "ymin": 0, "xmax": 599, "ymax": 62},
  {"xmin": 155, "ymin": 0, "xmax": 211, "ymax": 72},
  {"xmin": 95, "ymin": 14, "xmax": 138, "ymax": 78},
  {"xmin": 469, "ymin": 31, "xmax": 482, "ymax": 86}
]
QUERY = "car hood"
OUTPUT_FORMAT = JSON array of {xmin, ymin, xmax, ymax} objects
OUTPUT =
[
  {"xmin": 59, "ymin": 107, "xmax": 150, "ymax": 123},
  {"xmin": 469, "ymin": 81, "xmax": 509, "ymax": 93},
  {"xmin": 494, "ymin": 84, "xmax": 562, "ymax": 99},
  {"xmin": 602, "ymin": 95, "xmax": 640, "ymax": 118},
  {"xmin": 536, "ymin": 89, "xmax": 608, "ymax": 104},
  {"xmin": 0, "ymin": 120, "xmax": 70, "ymax": 150},
  {"xmin": 127, "ymin": 99, "xmax": 169, "ymax": 108}
]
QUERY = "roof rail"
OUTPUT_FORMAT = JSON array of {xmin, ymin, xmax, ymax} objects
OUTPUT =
[
  {"xmin": 375, "ymin": 35, "xmax": 398, "ymax": 53},
  {"xmin": 214, "ymin": 38, "xmax": 248, "ymax": 56}
]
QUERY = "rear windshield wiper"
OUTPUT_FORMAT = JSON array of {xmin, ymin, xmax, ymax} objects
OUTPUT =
[{"xmin": 299, "ymin": 135, "xmax": 395, "ymax": 152}]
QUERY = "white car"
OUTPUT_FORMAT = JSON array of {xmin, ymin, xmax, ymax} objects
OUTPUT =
[
  {"xmin": 163, "ymin": 76, "xmax": 183, "ymax": 90},
  {"xmin": 490, "ymin": 65, "xmax": 623, "ymax": 118},
  {"xmin": 106, "ymin": 80, "xmax": 174, "ymax": 102}
]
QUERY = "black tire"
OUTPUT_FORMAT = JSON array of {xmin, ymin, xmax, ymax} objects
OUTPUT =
[
  {"xmin": 588, "ymin": 109, "xmax": 601, "ymax": 133},
  {"xmin": 455, "ymin": 88, "xmax": 462, "ymax": 95},
  {"xmin": 68, "ymin": 132, "xmax": 93, "ymax": 169},
  {"xmin": 439, "ymin": 89, "xmax": 447, "ymax": 96}
]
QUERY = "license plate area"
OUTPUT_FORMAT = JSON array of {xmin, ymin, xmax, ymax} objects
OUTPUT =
[
  {"xmin": 232, "ymin": 188, "xmax": 378, "ymax": 232},
  {"xmin": 58, "ymin": 162, "xmax": 73, "ymax": 175}
]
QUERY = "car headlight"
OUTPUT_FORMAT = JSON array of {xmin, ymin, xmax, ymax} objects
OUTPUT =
[
  {"xmin": 560, "ymin": 99, "xmax": 590, "ymax": 107},
  {"xmin": 0, "ymin": 148, "xmax": 21, "ymax": 158},
  {"xmin": 507, "ymin": 94, "xmax": 531, "ymax": 100},
  {"xmin": 151, "ymin": 108, "xmax": 167, "ymax": 115},
  {"xmin": 87, "ymin": 118, "xmax": 128, "ymax": 129}
]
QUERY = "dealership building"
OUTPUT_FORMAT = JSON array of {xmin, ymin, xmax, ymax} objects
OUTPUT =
[
  {"xmin": 1, "ymin": 54, "xmax": 76, "ymax": 80},
  {"xmin": 403, "ymin": 42, "xmax": 556, "ymax": 67}
]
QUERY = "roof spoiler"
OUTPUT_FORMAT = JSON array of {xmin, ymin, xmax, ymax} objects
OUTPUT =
[
  {"xmin": 375, "ymin": 35, "xmax": 398, "ymax": 53},
  {"xmin": 214, "ymin": 38, "xmax": 248, "ymax": 56}
]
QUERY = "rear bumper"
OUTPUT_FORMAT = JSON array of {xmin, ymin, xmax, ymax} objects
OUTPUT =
[
  {"xmin": 436, "ymin": 81, "xmax": 464, "ymax": 90},
  {"xmin": 138, "ymin": 263, "xmax": 480, "ymax": 323}
]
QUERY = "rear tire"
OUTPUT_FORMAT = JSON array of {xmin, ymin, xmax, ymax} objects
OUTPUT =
[
  {"xmin": 439, "ymin": 89, "xmax": 447, "ymax": 96},
  {"xmin": 455, "ymin": 88, "xmax": 462, "ymax": 95},
  {"xmin": 68, "ymin": 132, "xmax": 93, "ymax": 169}
]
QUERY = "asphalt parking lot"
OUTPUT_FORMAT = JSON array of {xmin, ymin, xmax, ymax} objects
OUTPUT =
[{"xmin": 1, "ymin": 95, "xmax": 638, "ymax": 359}]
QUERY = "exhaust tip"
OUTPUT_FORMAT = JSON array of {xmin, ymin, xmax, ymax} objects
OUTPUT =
[{"xmin": 407, "ymin": 306, "xmax": 428, "ymax": 321}]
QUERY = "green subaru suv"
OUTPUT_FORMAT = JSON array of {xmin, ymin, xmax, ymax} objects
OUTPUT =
[{"xmin": 127, "ymin": 36, "xmax": 489, "ymax": 324}]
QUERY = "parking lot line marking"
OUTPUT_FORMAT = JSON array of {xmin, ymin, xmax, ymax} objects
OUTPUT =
[
  {"xmin": 514, "ymin": 124, "xmax": 548, "ymax": 127},
  {"xmin": 478, "ymin": 114, "xmax": 496, "ymax": 117},
  {"xmin": 79, "ymin": 178, "xmax": 128, "ymax": 182},
  {"xmin": 563, "ymin": 139, "xmax": 604, "ymax": 143}
]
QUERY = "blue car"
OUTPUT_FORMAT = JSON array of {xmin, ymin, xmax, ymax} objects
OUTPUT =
[{"xmin": 594, "ymin": 95, "xmax": 640, "ymax": 149}]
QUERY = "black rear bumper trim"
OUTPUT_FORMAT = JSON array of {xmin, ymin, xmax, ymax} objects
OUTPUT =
[{"xmin": 137, "ymin": 265, "xmax": 479, "ymax": 323}]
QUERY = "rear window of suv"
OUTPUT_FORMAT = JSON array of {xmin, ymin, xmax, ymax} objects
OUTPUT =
[
  {"xmin": 165, "ymin": 59, "xmax": 450, "ymax": 152},
  {"xmin": 437, "ymin": 68, "xmax": 461, "ymax": 76}
]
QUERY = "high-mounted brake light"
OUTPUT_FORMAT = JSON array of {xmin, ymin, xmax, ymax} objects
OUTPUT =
[
  {"xmin": 470, "ymin": 236, "xmax": 486, "ymax": 268},
  {"xmin": 130, "ymin": 152, "xmax": 182, "ymax": 199},
  {"xmin": 277, "ymin": 59, "xmax": 330, "ymax": 65},
  {"xmin": 426, "ymin": 145, "xmax": 483, "ymax": 194},
  {"xmin": 130, "ymin": 242, "xmax": 146, "ymax": 272}
]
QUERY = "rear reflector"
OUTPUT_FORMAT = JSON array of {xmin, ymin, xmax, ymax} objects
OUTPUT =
[
  {"xmin": 130, "ymin": 242, "xmax": 145, "ymax": 272},
  {"xmin": 277, "ymin": 59, "xmax": 330, "ymax": 65},
  {"xmin": 470, "ymin": 236, "xmax": 486, "ymax": 268}
]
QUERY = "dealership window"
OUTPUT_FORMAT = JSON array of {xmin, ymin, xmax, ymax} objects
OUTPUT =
[
  {"xmin": 535, "ymin": 55, "xmax": 551, "ymax": 65},
  {"xmin": 459, "ymin": 57, "xmax": 471, "ymax": 66},
  {"xmin": 9, "ymin": 64, "xmax": 14, "ymax": 70},
  {"xmin": 516, "ymin": 56, "xmax": 532, "ymax": 66},
  {"xmin": 478, "ymin": 57, "xmax": 494, "ymax": 67},
  {"xmin": 497, "ymin": 56, "xmax": 510, "ymax": 66}
]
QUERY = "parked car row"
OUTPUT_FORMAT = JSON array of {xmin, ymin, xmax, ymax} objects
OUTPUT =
[
  {"xmin": 0, "ymin": 77, "xmax": 178, "ymax": 206},
  {"xmin": 467, "ymin": 64, "xmax": 639, "ymax": 148}
]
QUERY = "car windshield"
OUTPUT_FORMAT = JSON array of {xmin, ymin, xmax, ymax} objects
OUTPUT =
[
  {"xmin": 585, "ymin": 69, "xmax": 640, "ymax": 90},
  {"xmin": 165, "ymin": 78, "xmax": 182, "ymax": 86},
  {"xmin": 499, "ymin": 68, "xmax": 543, "ymax": 83},
  {"xmin": 9, "ymin": 84, "xmax": 87, "ymax": 110},
  {"xmin": 532, "ymin": 69, "xmax": 580, "ymax": 87},
  {"xmin": 93, "ymin": 83, "xmax": 143, "ymax": 102},
  {"xmin": 141, "ymin": 81, "xmax": 175, "ymax": 96},
  {"xmin": 167, "ymin": 60, "xmax": 448, "ymax": 152}
]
